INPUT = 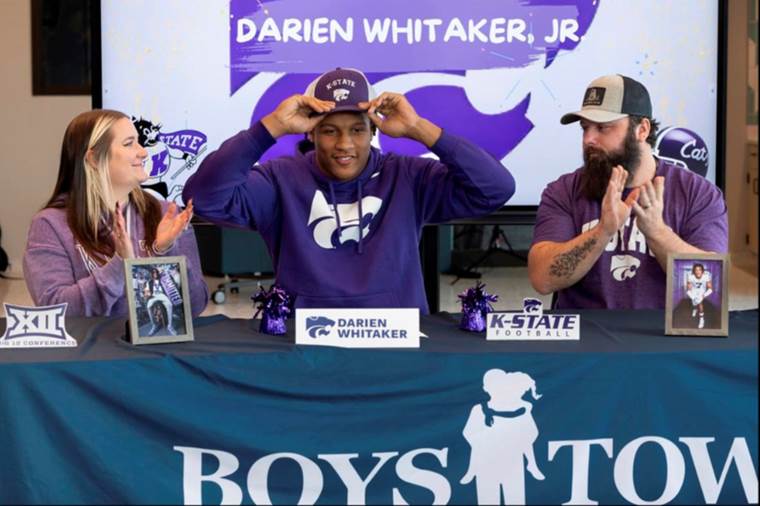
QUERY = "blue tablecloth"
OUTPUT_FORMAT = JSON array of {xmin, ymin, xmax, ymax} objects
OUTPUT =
[{"xmin": 0, "ymin": 310, "xmax": 757, "ymax": 505}]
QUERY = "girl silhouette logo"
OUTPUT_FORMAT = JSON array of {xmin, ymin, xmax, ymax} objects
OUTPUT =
[{"xmin": 462, "ymin": 369, "xmax": 544, "ymax": 505}]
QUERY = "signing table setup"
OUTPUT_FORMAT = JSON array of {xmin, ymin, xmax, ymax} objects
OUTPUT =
[{"xmin": 0, "ymin": 309, "xmax": 757, "ymax": 505}]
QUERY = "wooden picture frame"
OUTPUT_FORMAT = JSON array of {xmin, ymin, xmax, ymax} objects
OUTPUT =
[
  {"xmin": 124, "ymin": 257, "xmax": 194, "ymax": 345},
  {"xmin": 31, "ymin": 0, "xmax": 92, "ymax": 95},
  {"xmin": 665, "ymin": 253, "xmax": 729, "ymax": 336}
]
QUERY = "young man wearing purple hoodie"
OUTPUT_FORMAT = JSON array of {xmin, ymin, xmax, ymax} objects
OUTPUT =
[{"xmin": 183, "ymin": 68, "xmax": 515, "ymax": 313}]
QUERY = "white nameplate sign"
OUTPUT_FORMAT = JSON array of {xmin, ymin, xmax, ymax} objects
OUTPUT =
[
  {"xmin": 487, "ymin": 298, "xmax": 580, "ymax": 341},
  {"xmin": 296, "ymin": 308, "xmax": 420, "ymax": 348},
  {"xmin": 1, "ymin": 303, "xmax": 77, "ymax": 348}
]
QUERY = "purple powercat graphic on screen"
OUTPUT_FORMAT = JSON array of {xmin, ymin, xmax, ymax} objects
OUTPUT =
[
  {"xmin": 98, "ymin": 1, "xmax": 722, "ymax": 208},
  {"xmin": 229, "ymin": 0, "xmax": 599, "ymax": 164},
  {"xmin": 248, "ymin": 73, "xmax": 534, "ymax": 163}
]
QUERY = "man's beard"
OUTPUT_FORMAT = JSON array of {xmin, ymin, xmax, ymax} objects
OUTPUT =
[{"xmin": 579, "ymin": 124, "xmax": 642, "ymax": 201}]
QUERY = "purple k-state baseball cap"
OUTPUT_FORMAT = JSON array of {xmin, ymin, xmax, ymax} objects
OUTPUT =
[{"xmin": 304, "ymin": 68, "xmax": 377, "ymax": 115}]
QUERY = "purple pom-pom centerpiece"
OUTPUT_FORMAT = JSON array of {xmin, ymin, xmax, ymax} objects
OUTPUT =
[
  {"xmin": 252, "ymin": 284, "xmax": 292, "ymax": 335},
  {"xmin": 458, "ymin": 281, "xmax": 499, "ymax": 332}
]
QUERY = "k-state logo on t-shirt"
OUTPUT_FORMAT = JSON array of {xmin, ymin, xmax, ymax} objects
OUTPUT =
[
  {"xmin": 307, "ymin": 190, "xmax": 383, "ymax": 249},
  {"xmin": 582, "ymin": 217, "xmax": 653, "ymax": 282},
  {"xmin": 610, "ymin": 254, "xmax": 641, "ymax": 281}
]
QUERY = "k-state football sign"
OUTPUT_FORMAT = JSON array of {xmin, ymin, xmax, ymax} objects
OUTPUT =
[
  {"xmin": 0, "ymin": 303, "xmax": 76, "ymax": 348},
  {"xmin": 487, "ymin": 299, "xmax": 580, "ymax": 341},
  {"xmin": 296, "ymin": 308, "xmax": 420, "ymax": 348}
]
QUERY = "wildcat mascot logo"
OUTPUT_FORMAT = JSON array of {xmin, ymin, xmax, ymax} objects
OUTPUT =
[
  {"xmin": 305, "ymin": 316, "xmax": 335, "ymax": 338},
  {"xmin": 307, "ymin": 190, "xmax": 382, "ymax": 249},
  {"xmin": 132, "ymin": 117, "xmax": 208, "ymax": 203}
]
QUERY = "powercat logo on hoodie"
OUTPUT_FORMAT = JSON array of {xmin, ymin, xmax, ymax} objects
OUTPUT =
[{"xmin": 307, "ymin": 190, "xmax": 382, "ymax": 249}]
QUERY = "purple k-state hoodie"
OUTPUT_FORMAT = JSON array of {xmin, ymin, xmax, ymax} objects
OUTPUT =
[{"xmin": 183, "ymin": 121, "xmax": 515, "ymax": 313}]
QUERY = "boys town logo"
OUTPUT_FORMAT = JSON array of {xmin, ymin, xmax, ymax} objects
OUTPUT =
[
  {"xmin": 0, "ymin": 303, "xmax": 76, "ymax": 347},
  {"xmin": 461, "ymin": 370, "xmax": 545, "ymax": 504},
  {"xmin": 307, "ymin": 190, "xmax": 383, "ymax": 249},
  {"xmin": 132, "ymin": 117, "xmax": 208, "ymax": 203},
  {"xmin": 172, "ymin": 368, "xmax": 758, "ymax": 505}
]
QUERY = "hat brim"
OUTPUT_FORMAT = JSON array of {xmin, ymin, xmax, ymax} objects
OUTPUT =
[
  {"xmin": 330, "ymin": 104, "xmax": 367, "ymax": 114},
  {"xmin": 309, "ymin": 104, "xmax": 367, "ymax": 118},
  {"xmin": 560, "ymin": 109, "xmax": 629, "ymax": 125}
]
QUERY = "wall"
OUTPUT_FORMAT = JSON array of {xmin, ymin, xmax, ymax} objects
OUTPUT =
[
  {"xmin": 0, "ymin": 0, "xmax": 755, "ymax": 278},
  {"xmin": 748, "ymin": 0, "xmax": 758, "ymax": 140},
  {"xmin": 726, "ymin": 0, "xmax": 752, "ymax": 253},
  {"xmin": 0, "ymin": 0, "xmax": 89, "ymax": 277}
]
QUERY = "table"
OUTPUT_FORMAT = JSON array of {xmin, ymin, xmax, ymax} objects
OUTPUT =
[{"xmin": 0, "ymin": 310, "xmax": 757, "ymax": 505}]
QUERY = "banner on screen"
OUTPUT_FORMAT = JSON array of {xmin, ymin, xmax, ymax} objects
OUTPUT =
[{"xmin": 101, "ymin": 0, "xmax": 720, "ymax": 206}]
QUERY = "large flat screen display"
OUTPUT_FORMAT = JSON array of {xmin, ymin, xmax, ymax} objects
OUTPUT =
[{"xmin": 98, "ymin": 0, "xmax": 721, "ymax": 207}]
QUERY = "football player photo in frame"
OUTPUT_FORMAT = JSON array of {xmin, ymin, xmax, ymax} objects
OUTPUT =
[
  {"xmin": 665, "ymin": 253, "xmax": 729, "ymax": 337},
  {"xmin": 124, "ymin": 256, "xmax": 194, "ymax": 344}
]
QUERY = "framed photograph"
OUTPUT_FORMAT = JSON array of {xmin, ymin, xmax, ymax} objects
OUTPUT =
[
  {"xmin": 124, "ymin": 257, "xmax": 194, "ymax": 344},
  {"xmin": 665, "ymin": 253, "xmax": 729, "ymax": 336}
]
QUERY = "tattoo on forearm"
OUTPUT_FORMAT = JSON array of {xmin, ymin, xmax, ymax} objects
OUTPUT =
[{"xmin": 549, "ymin": 238, "xmax": 598, "ymax": 278}]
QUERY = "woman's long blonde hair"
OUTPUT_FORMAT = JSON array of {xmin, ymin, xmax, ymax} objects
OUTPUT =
[{"xmin": 45, "ymin": 110, "xmax": 161, "ymax": 264}]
